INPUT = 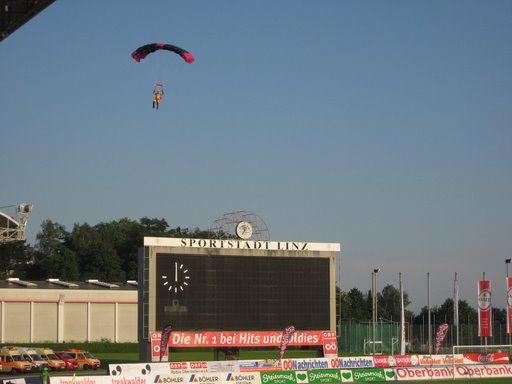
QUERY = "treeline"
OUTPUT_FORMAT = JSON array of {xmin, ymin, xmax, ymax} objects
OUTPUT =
[
  {"xmin": 0, "ymin": 217, "xmax": 211, "ymax": 281},
  {"xmin": 0, "ymin": 217, "xmax": 505, "ymax": 319},
  {"xmin": 337, "ymin": 285, "xmax": 506, "ymax": 325}
]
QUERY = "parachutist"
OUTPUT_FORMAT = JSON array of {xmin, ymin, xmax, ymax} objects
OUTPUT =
[
  {"xmin": 131, "ymin": 42, "xmax": 193, "ymax": 108},
  {"xmin": 153, "ymin": 88, "xmax": 164, "ymax": 109}
]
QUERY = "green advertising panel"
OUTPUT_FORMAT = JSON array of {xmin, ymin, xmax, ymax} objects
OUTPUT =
[
  {"xmin": 261, "ymin": 371, "xmax": 297, "ymax": 384},
  {"xmin": 341, "ymin": 368, "xmax": 395, "ymax": 382},
  {"xmin": 303, "ymin": 370, "xmax": 342, "ymax": 384}
]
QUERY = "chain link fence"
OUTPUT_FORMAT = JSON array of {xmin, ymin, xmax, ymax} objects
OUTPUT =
[{"xmin": 338, "ymin": 319, "xmax": 510, "ymax": 355}]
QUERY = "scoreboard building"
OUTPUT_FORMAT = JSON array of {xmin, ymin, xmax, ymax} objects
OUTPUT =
[{"xmin": 138, "ymin": 236, "xmax": 340, "ymax": 361}]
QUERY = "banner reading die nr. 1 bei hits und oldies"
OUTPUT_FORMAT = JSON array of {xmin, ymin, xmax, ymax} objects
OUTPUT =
[
  {"xmin": 478, "ymin": 280, "xmax": 492, "ymax": 337},
  {"xmin": 150, "ymin": 330, "xmax": 337, "ymax": 362}
]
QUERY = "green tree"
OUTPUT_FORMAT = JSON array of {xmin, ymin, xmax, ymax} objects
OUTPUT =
[
  {"xmin": 378, "ymin": 284, "xmax": 411, "ymax": 322},
  {"xmin": 0, "ymin": 240, "xmax": 34, "ymax": 279},
  {"xmin": 69, "ymin": 223, "xmax": 126, "ymax": 282},
  {"xmin": 346, "ymin": 287, "xmax": 369, "ymax": 321},
  {"xmin": 95, "ymin": 218, "xmax": 144, "ymax": 280},
  {"xmin": 34, "ymin": 220, "xmax": 79, "ymax": 280}
]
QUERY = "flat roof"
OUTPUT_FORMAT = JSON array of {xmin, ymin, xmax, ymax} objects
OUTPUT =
[{"xmin": 0, "ymin": 280, "xmax": 137, "ymax": 290}]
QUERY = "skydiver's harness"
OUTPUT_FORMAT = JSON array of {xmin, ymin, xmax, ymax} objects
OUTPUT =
[{"xmin": 153, "ymin": 84, "xmax": 164, "ymax": 103}]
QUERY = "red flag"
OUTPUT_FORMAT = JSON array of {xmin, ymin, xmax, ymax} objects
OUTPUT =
[
  {"xmin": 507, "ymin": 277, "xmax": 512, "ymax": 334},
  {"xmin": 434, "ymin": 323, "xmax": 449, "ymax": 354},
  {"xmin": 478, "ymin": 280, "xmax": 492, "ymax": 337},
  {"xmin": 159, "ymin": 323, "xmax": 173, "ymax": 362},
  {"xmin": 277, "ymin": 325, "xmax": 296, "ymax": 362}
]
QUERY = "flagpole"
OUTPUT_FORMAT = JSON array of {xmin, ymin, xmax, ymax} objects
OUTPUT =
[
  {"xmin": 400, "ymin": 272, "xmax": 405, "ymax": 354},
  {"xmin": 428, "ymin": 272, "xmax": 432, "ymax": 354},
  {"xmin": 454, "ymin": 272, "xmax": 459, "ymax": 346}
]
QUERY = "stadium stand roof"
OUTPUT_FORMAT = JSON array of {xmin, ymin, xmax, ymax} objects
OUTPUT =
[
  {"xmin": 0, "ymin": 0, "xmax": 55, "ymax": 42},
  {"xmin": 0, "ymin": 211, "xmax": 22, "ymax": 243},
  {"xmin": 0, "ymin": 278, "xmax": 138, "ymax": 290}
]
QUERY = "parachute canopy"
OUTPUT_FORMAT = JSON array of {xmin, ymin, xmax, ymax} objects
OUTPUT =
[{"xmin": 131, "ymin": 43, "xmax": 195, "ymax": 64}]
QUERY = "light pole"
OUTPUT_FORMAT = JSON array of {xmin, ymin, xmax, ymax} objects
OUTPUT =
[
  {"xmin": 506, "ymin": 259, "xmax": 511, "ymax": 346},
  {"xmin": 372, "ymin": 268, "xmax": 380, "ymax": 355},
  {"xmin": 427, "ymin": 272, "xmax": 432, "ymax": 354}
]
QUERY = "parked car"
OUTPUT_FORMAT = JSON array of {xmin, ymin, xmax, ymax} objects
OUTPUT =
[
  {"xmin": 54, "ymin": 351, "xmax": 79, "ymax": 370},
  {"xmin": 35, "ymin": 348, "xmax": 66, "ymax": 371},
  {"xmin": 64, "ymin": 349, "xmax": 101, "ymax": 370},
  {"xmin": 0, "ymin": 346, "xmax": 34, "ymax": 374},
  {"xmin": 17, "ymin": 347, "xmax": 49, "ymax": 371}
]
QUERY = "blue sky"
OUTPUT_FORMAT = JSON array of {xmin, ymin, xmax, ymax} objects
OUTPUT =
[{"xmin": 1, "ymin": 1, "xmax": 511, "ymax": 312}]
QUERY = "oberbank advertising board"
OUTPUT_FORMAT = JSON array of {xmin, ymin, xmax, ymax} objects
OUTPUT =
[{"xmin": 48, "ymin": 365, "xmax": 512, "ymax": 384}]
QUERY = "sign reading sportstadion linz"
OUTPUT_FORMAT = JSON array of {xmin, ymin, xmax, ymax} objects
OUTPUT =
[{"xmin": 138, "ymin": 237, "xmax": 340, "ymax": 361}]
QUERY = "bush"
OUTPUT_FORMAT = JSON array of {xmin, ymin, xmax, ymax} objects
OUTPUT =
[{"xmin": 0, "ymin": 342, "xmax": 138, "ymax": 353}]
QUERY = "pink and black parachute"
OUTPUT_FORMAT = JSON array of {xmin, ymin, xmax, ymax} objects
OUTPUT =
[{"xmin": 131, "ymin": 43, "xmax": 194, "ymax": 64}]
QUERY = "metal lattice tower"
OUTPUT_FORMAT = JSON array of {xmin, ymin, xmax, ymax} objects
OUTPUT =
[{"xmin": 209, "ymin": 211, "xmax": 270, "ymax": 241}]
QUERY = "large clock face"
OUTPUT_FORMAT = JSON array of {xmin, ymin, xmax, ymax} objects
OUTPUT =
[
  {"xmin": 161, "ymin": 261, "xmax": 190, "ymax": 293},
  {"xmin": 236, "ymin": 221, "xmax": 253, "ymax": 239}
]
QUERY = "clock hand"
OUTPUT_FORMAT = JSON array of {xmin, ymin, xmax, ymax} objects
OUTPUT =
[{"xmin": 175, "ymin": 262, "xmax": 178, "ymax": 282}]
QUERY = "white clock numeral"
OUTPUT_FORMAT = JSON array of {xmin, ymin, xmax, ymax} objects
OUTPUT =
[
  {"xmin": 163, "ymin": 281, "xmax": 168, "ymax": 286},
  {"xmin": 168, "ymin": 286, "xmax": 172, "ymax": 291},
  {"xmin": 174, "ymin": 287, "xmax": 177, "ymax": 293},
  {"xmin": 162, "ymin": 275, "xmax": 167, "ymax": 278},
  {"xmin": 183, "ymin": 269, "xmax": 188, "ymax": 273},
  {"xmin": 183, "ymin": 282, "xmax": 188, "ymax": 286}
]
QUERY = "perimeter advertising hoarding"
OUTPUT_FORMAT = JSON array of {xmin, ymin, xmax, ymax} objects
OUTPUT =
[
  {"xmin": 394, "ymin": 364, "xmax": 512, "ymax": 381},
  {"xmin": 110, "ymin": 352, "xmax": 511, "ymax": 378},
  {"xmin": 140, "ymin": 237, "xmax": 339, "ymax": 362},
  {"xmin": 51, "ymin": 365, "xmax": 512, "ymax": 384}
]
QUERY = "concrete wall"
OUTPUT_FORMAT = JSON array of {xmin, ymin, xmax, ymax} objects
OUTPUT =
[{"xmin": 0, "ymin": 288, "xmax": 137, "ymax": 343}]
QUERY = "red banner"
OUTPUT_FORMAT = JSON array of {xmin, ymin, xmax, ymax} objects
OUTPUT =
[
  {"xmin": 478, "ymin": 280, "xmax": 492, "ymax": 337},
  {"xmin": 150, "ymin": 330, "xmax": 329, "ymax": 361},
  {"xmin": 373, "ymin": 355, "xmax": 415, "ymax": 367},
  {"xmin": 463, "ymin": 353, "xmax": 510, "ymax": 364},
  {"xmin": 507, "ymin": 277, "xmax": 512, "ymax": 334}
]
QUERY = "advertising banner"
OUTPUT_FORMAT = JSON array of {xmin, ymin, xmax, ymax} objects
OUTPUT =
[
  {"xmin": 260, "ymin": 371, "xmax": 297, "ymax": 384},
  {"xmin": 433, "ymin": 324, "xmax": 449, "ymax": 354},
  {"xmin": 223, "ymin": 373, "xmax": 261, "ymax": 384},
  {"xmin": 295, "ymin": 370, "xmax": 341, "ymax": 384},
  {"xmin": 239, "ymin": 360, "xmax": 282, "ymax": 372},
  {"xmin": 339, "ymin": 368, "xmax": 395, "ymax": 382},
  {"xmin": 394, "ymin": 367, "xmax": 454, "ymax": 381},
  {"xmin": 50, "ymin": 377, "xmax": 151, "ymax": 384},
  {"xmin": 320, "ymin": 332, "xmax": 338, "ymax": 358},
  {"xmin": 372, "ymin": 355, "xmax": 418, "ymax": 367},
  {"xmin": 281, "ymin": 358, "xmax": 332, "ymax": 371},
  {"xmin": 507, "ymin": 276, "xmax": 512, "ymax": 334},
  {"xmin": 150, "ymin": 331, "xmax": 328, "ymax": 362},
  {"xmin": 417, "ymin": 354, "xmax": 464, "ymax": 366},
  {"xmin": 462, "ymin": 353, "xmax": 510, "ymax": 364},
  {"xmin": 108, "ymin": 361, "xmax": 244, "ymax": 376},
  {"xmin": 338, "ymin": 357, "xmax": 374, "ymax": 369},
  {"xmin": 478, "ymin": 280, "xmax": 492, "ymax": 337},
  {"xmin": 395, "ymin": 365, "xmax": 512, "ymax": 381},
  {"xmin": 454, "ymin": 364, "xmax": 512, "ymax": 379}
]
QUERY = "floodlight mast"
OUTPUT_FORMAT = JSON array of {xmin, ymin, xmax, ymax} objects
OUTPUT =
[{"xmin": 0, "ymin": 203, "xmax": 33, "ymax": 244}]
